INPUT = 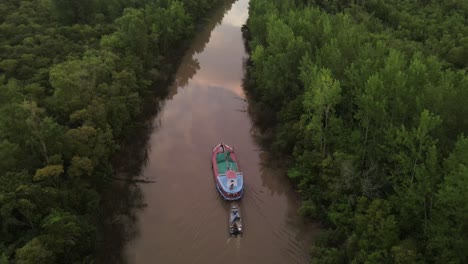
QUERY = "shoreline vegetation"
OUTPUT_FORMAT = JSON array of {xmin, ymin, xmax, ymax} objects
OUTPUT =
[
  {"xmin": 97, "ymin": 1, "xmax": 237, "ymax": 262},
  {"xmin": 243, "ymin": 0, "xmax": 467, "ymax": 263},
  {"xmin": 0, "ymin": 0, "xmax": 222, "ymax": 262}
]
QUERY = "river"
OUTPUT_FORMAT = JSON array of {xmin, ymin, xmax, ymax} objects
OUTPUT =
[{"xmin": 117, "ymin": 0, "xmax": 317, "ymax": 263}]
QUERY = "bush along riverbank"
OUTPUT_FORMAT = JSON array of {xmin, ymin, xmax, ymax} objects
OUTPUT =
[
  {"xmin": 244, "ymin": 0, "xmax": 467, "ymax": 263},
  {"xmin": 0, "ymin": 0, "xmax": 222, "ymax": 262}
]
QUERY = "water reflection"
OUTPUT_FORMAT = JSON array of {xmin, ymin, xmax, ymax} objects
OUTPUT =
[
  {"xmin": 170, "ymin": 0, "xmax": 239, "ymax": 95},
  {"xmin": 174, "ymin": 57, "xmax": 200, "ymax": 88},
  {"xmin": 225, "ymin": 0, "xmax": 249, "ymax": 26}
]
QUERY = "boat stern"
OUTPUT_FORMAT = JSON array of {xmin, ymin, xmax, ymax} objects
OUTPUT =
[{"xmin": 216, "ymin": 170, "xmax": 244, "ymax": 200}]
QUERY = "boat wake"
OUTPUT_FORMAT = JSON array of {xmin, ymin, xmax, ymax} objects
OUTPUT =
[{"xmin": 225, "ymin": 235, "xmax": 242, "ymax": 254}]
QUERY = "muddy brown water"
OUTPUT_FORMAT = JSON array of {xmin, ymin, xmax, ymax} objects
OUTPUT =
[{"xmin": 117, "ymin": 0, "xmax": 319, "ymax": 263}]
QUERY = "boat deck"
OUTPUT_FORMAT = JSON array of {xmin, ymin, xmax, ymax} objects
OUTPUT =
[
  {"xmin": 217, "ymin": 174, "xmax": 243, "ymax": 193},
  {"xmin": 215, "ymin": 152, "xmax": 238, "ymax": 173}
]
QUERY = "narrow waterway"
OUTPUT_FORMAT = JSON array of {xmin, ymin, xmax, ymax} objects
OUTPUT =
[{"xmin": 123, "ymin": 0, "xmax": 318, "ymax": 263}]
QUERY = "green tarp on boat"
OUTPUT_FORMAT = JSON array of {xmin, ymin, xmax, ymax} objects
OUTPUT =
[{"xmin": 216, "ymin": 152, "xmax": 238, "ymax": 174}]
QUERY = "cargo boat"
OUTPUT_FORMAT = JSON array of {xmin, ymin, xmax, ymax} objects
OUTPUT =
[{"xmin": 211, "ymin": 143, "xmax": 244, "ymax": 200}]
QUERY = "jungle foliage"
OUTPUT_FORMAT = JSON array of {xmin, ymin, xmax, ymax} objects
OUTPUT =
[
  {"xmin": 245, "ymin": 0, "xmax": 467, "ymax": 263},
  {"xmin": 0, "ymin": 0, "xmax": 220, "ymax": 262}
]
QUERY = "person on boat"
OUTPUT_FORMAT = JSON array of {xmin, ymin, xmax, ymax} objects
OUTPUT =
[
  {"xmin": 220, "ymin": 144, "xmax": 225, "ymax": 152},
  {"xmin": 232, "ymin": 209, "xmax": 240, "ymax": 223}
]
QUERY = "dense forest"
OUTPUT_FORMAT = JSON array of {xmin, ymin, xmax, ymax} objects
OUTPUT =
[
  {"xmin": 245, "ymin": 0, "xmax": 467, "ymax": 263},
  {"xmin": 0, "ymin": 0, "xmax": 220, "ymax": 262}
]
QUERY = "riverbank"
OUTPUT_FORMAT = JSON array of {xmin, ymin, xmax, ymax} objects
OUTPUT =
[
  {"xmin": 243, "ymin": 1, "xmax": 468, "ymax": 263},
  {"xmin": 0, "ymin": 1, "xmax": 227, "ymax": 262},
  {"xmin": 97, "ymin": 1, "xmax": 240, "ymax": 263}
]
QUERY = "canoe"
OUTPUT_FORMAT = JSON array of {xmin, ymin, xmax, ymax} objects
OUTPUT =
[{"xmin": 211, "ymin": 143, "xmax": 244, "ymax": 200}]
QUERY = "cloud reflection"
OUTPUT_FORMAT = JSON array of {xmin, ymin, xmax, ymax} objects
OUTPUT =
[
  {"xmin": 222, "ymin": 0, "xmax": 249, "ymax": 27},
  {"xmin": 189, "ymin": 22, "xmax": 248, "ymax": 98}
]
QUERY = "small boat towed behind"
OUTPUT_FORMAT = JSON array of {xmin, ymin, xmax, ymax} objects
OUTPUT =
[
  {"xmin": 229, "ymin": 204, "xmax": 243, "ymax": 236},
  {"xmin": 211, "ymin": 143, "xmax": 244, "ymax": 200}
]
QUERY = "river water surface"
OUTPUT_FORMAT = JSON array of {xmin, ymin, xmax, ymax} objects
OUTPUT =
[{"xmin": 122, "ymin": 0, "xmax": 317, "ymax": 263}]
